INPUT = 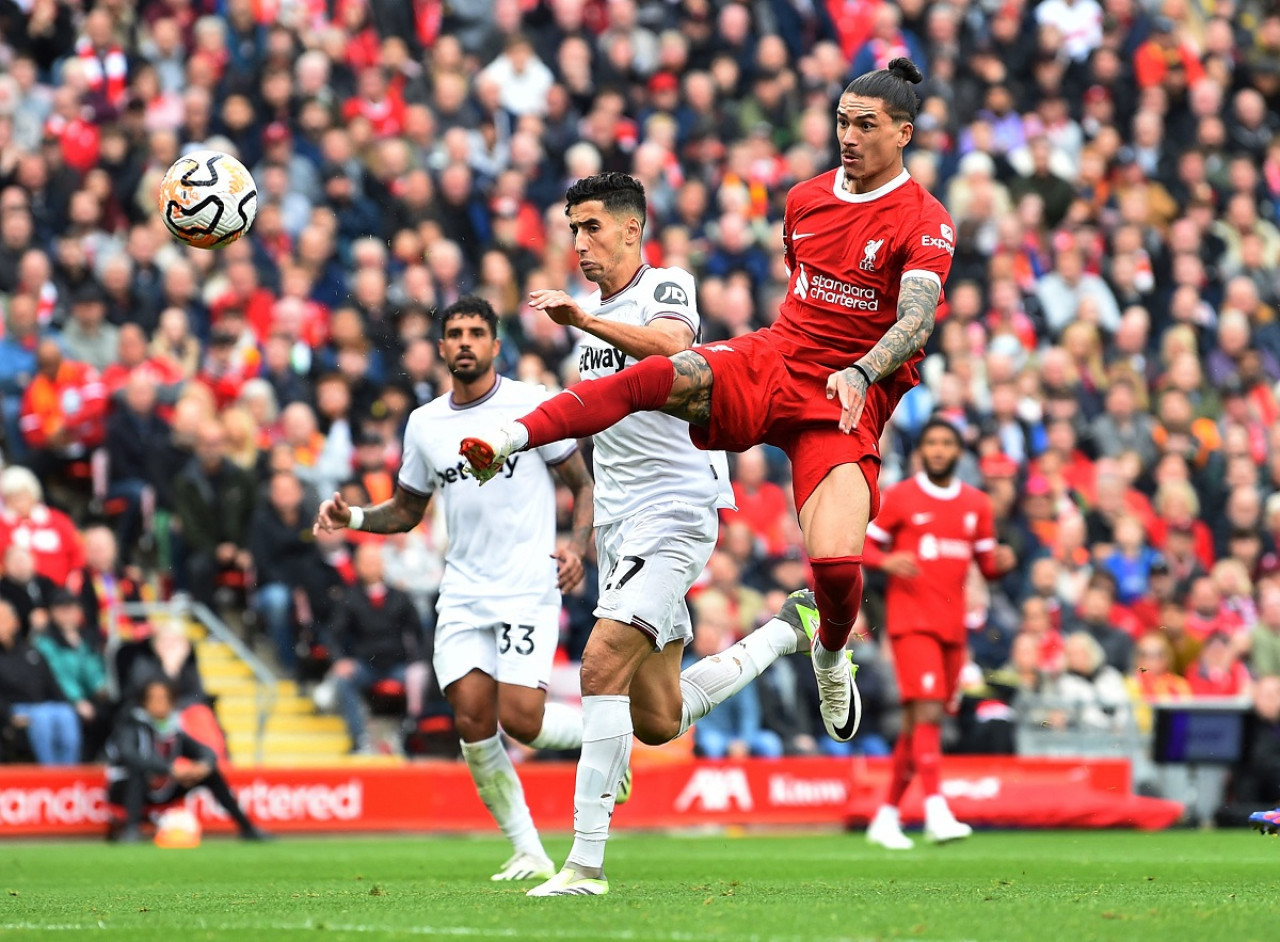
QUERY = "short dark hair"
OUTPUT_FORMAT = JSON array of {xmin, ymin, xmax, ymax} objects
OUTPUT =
[
  {"xmin": 439, "ymin": 295, "xmax": 499, "ymax": 337},
  {"xmin": 564, "ymin": 172, "xmax": 647, "ymax": 228},
  {"xmin": 139, "ymin": 677, "xmax": 179, "ymax": 707},
  {"xmin": 843, "ymin": 57, "xmax": 923, "ymax": 123},
  {"xmin": 919, "ymin": 416, "xmax": 962, "ymax": 447}
]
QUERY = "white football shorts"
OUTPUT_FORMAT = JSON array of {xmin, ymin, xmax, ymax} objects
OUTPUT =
[
  {"xmin": 594, "ymin": 500, "xmax": 719, "ymax": 650},
  {"xmin": 432, "ymin": 603, "xmax": 561, "ymax": 691}
]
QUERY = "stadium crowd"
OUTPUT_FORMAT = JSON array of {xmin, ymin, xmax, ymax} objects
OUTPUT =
[{"xmin": 0, "ymin": 0, "xmax": 1279, "ymax": 816}]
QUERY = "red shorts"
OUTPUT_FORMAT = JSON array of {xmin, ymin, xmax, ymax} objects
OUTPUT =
[
  {"xmin": 688, "ymin": 330, "xmax": 901, "ymax": 513},
  {"xmin": 889, "ymin": 632, "xmax": 966, "ymax": 704}
]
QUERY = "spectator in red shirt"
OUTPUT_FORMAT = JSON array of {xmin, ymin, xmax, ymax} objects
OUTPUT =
[
  {"xmin": 1149, "ymin": 480, "xmax": 1216, "ymax": 570},
  {"xmin": 0, "ymin": 466, "xmax": 85, "ymax": 587},
  {"xmin": 18, "ymin": 338, "xmax": 108, "ymax": 476},
  {"xmin": 210, "ymin": 258, "xmax": 275, "ymax": 343},
  {"xmin": 1185, "ymin": 632, "xmax": 1253, "ymax": 698},
  {"xmin": 1034, "ymin": 417, "xmax": 1096, "ymax": 504},
  {"xmin": 1134, "ymin": 17, "xmax": 1206, "ymax": 90},
  {"xmin": 101, "ymin": 324, "xmax": 186, "ymax": 408},
  {"xmin": 721, "ymin": 446, "xmax": 789, "ymax": 556},
  {"xmin": 342, "ymin": 66, "xmax": 406, "ymax": 139},
  {"xmin": 1184, "ymin": 575, "xmax": 1247, "ymax": 641},
  {"xmin": 197, "ymin": 316, "xmax": 259, "ymax": 410}
]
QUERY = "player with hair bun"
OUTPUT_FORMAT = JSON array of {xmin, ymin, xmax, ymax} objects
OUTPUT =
[{"xmin": 461, "ymin": 56, "xmax": 953, "ymax": 870}]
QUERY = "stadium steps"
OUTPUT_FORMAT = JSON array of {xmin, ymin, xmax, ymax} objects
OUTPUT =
[{"xmin": 196, "ymin": 638, "xmax": 368, "ymax": 767}]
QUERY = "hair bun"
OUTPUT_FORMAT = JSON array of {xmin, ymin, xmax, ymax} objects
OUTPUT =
[{"xmin": 887, "ymin": 58, "xmax": 923, "ymax": 84}]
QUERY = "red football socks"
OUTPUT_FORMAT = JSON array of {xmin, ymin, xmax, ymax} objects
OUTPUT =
[
  {"xmin": 517, "ymin": 355, "xmax": 676, "ymax": 448},
  {"xmin": 912, "ymin": 722, "xmax": 942, "ymax": 798},
  {"xmin": 809, "ymin": 555, "xmax": 864, "ymax": 652},
  {"xmin": 886, "ymin": 728, "xmax": 914, "ymax": 807}
]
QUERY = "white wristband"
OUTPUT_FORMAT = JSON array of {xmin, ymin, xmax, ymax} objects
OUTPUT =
[{"xmin": 347, "ymin": 506, "xmax": 365, "ymax": 531}]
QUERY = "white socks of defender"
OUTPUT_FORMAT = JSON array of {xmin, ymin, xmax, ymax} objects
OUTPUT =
[
  {"xmin": 528, "ymin": 701, "xmax": 584, "ymax": 751},
  {"xmin": 678, "ymin": 618, "xmax": 801, "ymax": 735},
  {"xmin": 460, "ymin": 734, "xmax": 545, "ymax": 859},
  {"xmin": 507, "ymin": 421, "xmax": 530, "ymax": 451},
  {"xmin": 567, "ymin": 695, "xmax": 633, "ymax": 873}
]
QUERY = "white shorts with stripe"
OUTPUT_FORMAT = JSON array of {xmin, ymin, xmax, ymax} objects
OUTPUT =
[{"xmin": 593, "ymin": 501, "xmax": 718, "ymax": 650}]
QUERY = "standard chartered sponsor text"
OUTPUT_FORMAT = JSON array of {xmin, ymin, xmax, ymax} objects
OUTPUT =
[{"xmin": 810, "ymin": 274, "xmax": 879, "ymax": 310}]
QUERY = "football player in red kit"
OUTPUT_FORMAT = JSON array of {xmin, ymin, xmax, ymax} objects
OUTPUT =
[
  {"xmin": 459, "ymin": 58, "xmax": 951, "ymax": 750},
  {"xmin": 862, "ymin": 418, "xmax": 1016, "ymax": 848}
]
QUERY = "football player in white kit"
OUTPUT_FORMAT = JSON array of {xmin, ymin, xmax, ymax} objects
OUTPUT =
[
  {"xmin": 464, "ymin": 174, "xmax": 820, "ymax": 897},
  {"xmin": 314, "ymin": 296, "xmax": 595, "ymax": 883}
]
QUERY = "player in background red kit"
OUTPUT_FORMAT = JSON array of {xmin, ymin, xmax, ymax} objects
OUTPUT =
[
  {"xmin": 460, "ymin": 57, "xmax": 951, "ymax": 750},
  {"xmin": 862, "ymin": 418, "xmax": 1016, "ymax": 848}
]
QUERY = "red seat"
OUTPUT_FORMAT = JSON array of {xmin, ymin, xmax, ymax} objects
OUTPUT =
[
  {"xmin": 217, "ymin": 570, "xmax": 248, "ymax": 589},
  {"xmin": 368, "ymin": 678, "xmax": 407, "ymax": 716},
  {"xmin": 370, "ymin": 678, "xmax": 405, "ymax": 698}
]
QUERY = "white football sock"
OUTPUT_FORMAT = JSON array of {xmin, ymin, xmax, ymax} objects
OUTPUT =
[
  {"xmin": 566, "ymin": 695, "xmax": 632, "ymax": 874},
  {"xmin": 873, "ymin": 804, "xmax": 901, "ymax": 824},
  {"xmin": 812, "ymin": 637, "xmax": 847, "ymax": 670},
  {"xmin": 924, "ymin": 794, "xmax": 951, "ymax": 819},
  {"xmin": 528, "ymin": 701, "xmax": 584, "ymax": 751},
  {"xmin": 507, "ymin": 421, "xmax": 531, "ymax": 450},
  {"xmin": 460, "ymin": 734, "xmax": 544, "ymax": 858},
  {"xmin": 678, "ymin": 619, "xmax": 799, "ymax": 735}
]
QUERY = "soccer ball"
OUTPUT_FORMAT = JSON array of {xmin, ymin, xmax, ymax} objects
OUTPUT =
[
  {"xmin": 154, "ymin": 806, "xmax": 203, "ymax": 849},
  {"xmin": 158, "ymin": 150, "xmax": 258, "ymax": 249}
]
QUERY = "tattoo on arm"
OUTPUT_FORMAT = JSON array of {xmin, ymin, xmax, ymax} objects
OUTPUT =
[
  {"xmin": 662, "ymin": 349, "xmax": 714, "ymax": 426},
  {"xmin": 551, "ymin": 451, "xmax": 595, "ymax": 555},
  {"xmin": 361, "ymin": 485, "xmax": 431, "ymax": 534},
  {"xmin": 855, "ymin": 278, "xmax": 941, "ymax": 383}
]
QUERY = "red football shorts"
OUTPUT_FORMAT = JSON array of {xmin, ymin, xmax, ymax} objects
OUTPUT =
[
  {"xmin": 688, "ymin": 330, "xmax": 899, "ymax": 513},
  {"xmin": 890, "ymin": 632, "xmax": 966, "ymax": 704}
]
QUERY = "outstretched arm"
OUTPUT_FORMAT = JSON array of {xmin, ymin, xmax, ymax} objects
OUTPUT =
[
  {"xmin": 529, "ymin": 289, "xmax": 695, "ymax": 360},
  {"xmin": 549, "ymin": 449, "xmax": 595, "ymax": 592},
  {"xmin": 826, "ymin": 275, "xmax": 941, "ymax": 434},
  {"xmin": 313, "ymin": 484, "xmax": 431, "ymax": 535}
]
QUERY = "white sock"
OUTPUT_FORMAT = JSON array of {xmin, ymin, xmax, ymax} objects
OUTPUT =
[
  {"xmin": 567, "ymin": 695, "xmax": 632, "ymax": 874},
  {"xmin": 508, "ymin": 421, "xmax": 531, "ymax": 450},
  {"xmin": 812, "ymin": 637, "xmax": 846, "ymax": 670},
  {"xmin": 923, "ymin": 794, "xmax": 950, "ymax": 820},
  {"xmin": 873, "ymin": 804, "xmax": 901, "ymax": 825},
  {"xmin": 678, "ymin": 619, "xmax": 799, "ymax": 734},
  {"xmin": 460, "ymin": 734, "xmax": 544, "ymax": 858},
  {"xmin": 528, "ymin": 701, "xmax": 583, "ymax": 751}
]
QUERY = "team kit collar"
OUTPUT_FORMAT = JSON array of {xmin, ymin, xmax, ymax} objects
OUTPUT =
[
  {"xmin": 832, "ymin": 168, "xmax": 911, "ymax": 204},
  {"xmin": 915, "ymin": 471, "xmax": 961, "ymax": 501}
]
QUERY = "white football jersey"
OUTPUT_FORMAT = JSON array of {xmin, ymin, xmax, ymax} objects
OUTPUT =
[
  {"xmin": 575, "ymin": 264, "xmax": 735, "ymax": 524},
  {"xmin": 397, "ymin": 376, "xmax": 576, "ymax": 624}
]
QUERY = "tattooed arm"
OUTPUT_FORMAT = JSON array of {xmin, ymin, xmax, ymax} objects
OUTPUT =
[
  {"xmin": 549, "ymin": 449, "xmax": 594, "ymax": 592},
  {"xmin": 313, "ymin": 484, "xmax": 431, "ymax": 535},
  {"xmin": 825, "ymin": 275, "xmax": 942, "ymax": 434}
]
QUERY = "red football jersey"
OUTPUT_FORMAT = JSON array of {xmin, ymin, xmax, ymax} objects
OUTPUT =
[
  {"xmin": 774, "ymin": 168, "xmax": 955, "ymax": 394},
  {"xmin": 866, "ymin": 473, "xmax": 998, "ymax": 642}
]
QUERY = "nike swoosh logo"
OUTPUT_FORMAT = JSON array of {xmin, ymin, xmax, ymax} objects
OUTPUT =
[
  {"xmin": 792, "ymin": 232, "xmax": 816, "ymax": 240},
  {"xmin": 832, "ymin": 709, "xmax": 859, "ymax": 741},
  {"xmin": 830, "ymin": 660, "xmax": 860, "ymax": 740}
]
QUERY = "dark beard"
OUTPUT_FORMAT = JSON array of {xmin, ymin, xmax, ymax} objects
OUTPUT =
[
  {"xmin": 449, "ymin": 362, "xmax": 487, "ymax": 383},
  {"xmin": 924, "ymin": 457, "xmax": 959, "ymax": 484}
]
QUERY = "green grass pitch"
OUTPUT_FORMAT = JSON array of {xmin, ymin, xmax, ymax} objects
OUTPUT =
[{"xmin": 2, "ymin": 830, "xmax": 1277, "ymax": 941}]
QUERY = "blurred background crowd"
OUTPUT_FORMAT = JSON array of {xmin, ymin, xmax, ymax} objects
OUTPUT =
[{"xmin": 0, "ymin": 0, "xmax": 1279, "ymax": 823}]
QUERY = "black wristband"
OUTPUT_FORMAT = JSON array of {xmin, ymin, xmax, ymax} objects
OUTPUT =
[{"xmin": 850, "ymin": 362, "xmax": 874, "ymax": 387}]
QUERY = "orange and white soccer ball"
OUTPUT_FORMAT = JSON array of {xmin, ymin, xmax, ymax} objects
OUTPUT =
[
  {"xmin": 154, "ymin": 807, "xmax": 203, "ymax": 849},
  {"xmin": 158, "ymin": 150, "xmax": 258, "ymax": 249}
]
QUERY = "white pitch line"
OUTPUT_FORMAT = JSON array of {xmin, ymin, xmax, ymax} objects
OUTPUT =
[{"xmin": 0, "ymin": 923, "xmax": 975, "ymax": 942}]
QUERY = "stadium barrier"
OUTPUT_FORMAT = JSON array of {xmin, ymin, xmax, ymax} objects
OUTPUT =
[{"xmin": 0, "ymin": 756, "xmax": 1182, "ymax": 837}]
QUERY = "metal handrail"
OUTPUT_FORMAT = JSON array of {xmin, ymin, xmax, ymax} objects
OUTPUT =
[{"xmin": 124, "ymin": 601, "xmax": 278, "ymax": 765}]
